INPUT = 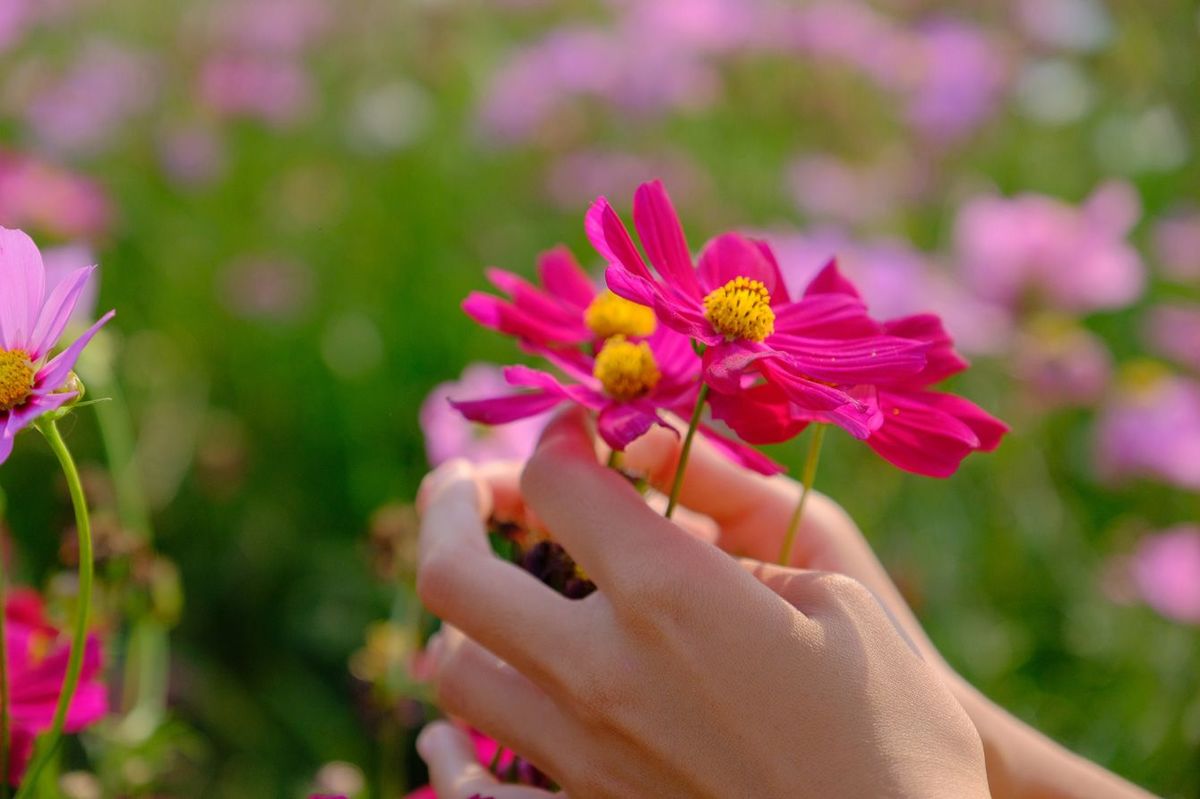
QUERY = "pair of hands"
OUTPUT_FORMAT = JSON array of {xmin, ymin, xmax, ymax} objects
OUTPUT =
[{"xmin": 414, "ymin": 408, "xmax": 989, "ymax": 798}]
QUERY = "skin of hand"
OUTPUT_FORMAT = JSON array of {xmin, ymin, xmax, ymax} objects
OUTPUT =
[{"xmin": 414, "ymin": 408, "xmax": 992, "ymax": 799}]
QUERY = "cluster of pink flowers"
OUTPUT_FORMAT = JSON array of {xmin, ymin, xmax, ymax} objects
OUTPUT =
[{"xmin": 445, "ymin": 180, "xmax": 1006, "ymax": 479}]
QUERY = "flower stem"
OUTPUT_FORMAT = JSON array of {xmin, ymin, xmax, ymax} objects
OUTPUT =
[
  {"xmin": 15, "ymin": 419, "xmax": 95, "ymax": 798},
  {"xmin": 665, "ymin": 384, "xmax": 709, "ymax": 519},
  {"xmin": 605, "ymin": 449, "xmax": 621, "ymax": 470},
  {"xmin": 777, "ymin": 424, "xmax": 826, "ymax": 566}
]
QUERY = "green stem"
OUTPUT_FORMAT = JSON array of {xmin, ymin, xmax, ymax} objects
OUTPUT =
[
  {"xmin": 605, "ymin": 449, "xmax": 621, "ymax": 470},
  {"xmin": 15, "ymin": 419, "xmax": 95, "ymax": 798},
  {"xmin": 665, "ymin": 384, "xmax": 709, "ymax": 520},
  {"xmin": 777, "ymin": 424, "xmax": 826, "ymax": 566}
]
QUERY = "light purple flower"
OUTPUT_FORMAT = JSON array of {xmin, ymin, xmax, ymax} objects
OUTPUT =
[
  {"xmin": 0, "ymin": 227, "xmax": 114, "ymax": 464},
  {"xmin": 1143, "ymin": 303, "xmax": 1200, "ymax": 374},
  {"xmin": 767, "ymin": 228, "xmax": 1012, "ymax": 355},
  {"xmin": 421, "ymin": 364, "xmax": 548, "ymax": 467},
  {"xmin": 198, "ymin": 54, "xmax": 313, "ymax": 126},
  {"xmin": 1094, "ymin": 367, "xmax": 1200, "ymax": 491},
  {"xmin": 954, "ymin": 181, "xmax": 1144, "ymax": 313},
  {"xmin": 1132, "ymin": 527, "xmax": 1200, "ymax": 625},
  {"xmin": 1012, "ymin": 318, "xmax": 1112, "ymax": 408},
  {"xmin": 158, "ymin": 126, "xmax": 225, "ymax": 187},
  {"xmin": 22, "ymin": 40, "xmax": 158, "ymax": 157},
  {"xmin": 203, "ymin": 0, "xmax": 330, "ymax": 56},
  {"xmin": 1152, "ymin": 209, "xmax": 1200, "ymax": 282}
]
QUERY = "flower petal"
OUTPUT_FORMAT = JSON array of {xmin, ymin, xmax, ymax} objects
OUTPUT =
[
  {"xmin": 596, "ymin": 401, "xmax": 662, "ymax": 450},
  {"xmin": 0, "ymin": 227, "xmax": 46, "ymax": 349},
  {"xmin": 750, "ymin": 238, "xmax": 791, "ymax": 304},
  {"xmin": 449, "ymin": 391, "xmax": 566, "ymax": 425},
  {"xmin": 883, "ymin": 314, "xmax": 968, "ymax": 386},
  {"xmin": 802, "ymin": 258, "xmax": 860, "ymax": 299},
  {"xmin": 632, "ymin": 180, "xmax": 701, "ymax": 300},
  {"xmin": 536, "ymin": 246, "xmax": 596, "ymax": 310},
  {"xmin": 586, "ymin": 197, "xmax": 654, "ymax": 281},
  {"xmin": 33, "ymin": 310, "xmax": 114, "ymax": 391},
  {"xmin": 29, "ymin": 265, "xmax": 97, "ymax": 361},
  {"xmin": 696, "ymin": 233, "xmax": 779, "ymax": 296}
]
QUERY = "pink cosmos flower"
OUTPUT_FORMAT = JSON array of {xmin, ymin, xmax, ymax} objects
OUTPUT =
[
  {"xmin": 421, "ymin": 364, "xmax": 548, "ymax": 467},
  {"xmin": 1153, "ymin": 209, "xmax": 1200, "ymax": 282},
  {"xmin": 593, "ymin": 180, "xmax": 929, "ymax": 439},
  {"xmin": 1131, "ymin": 527, "xmax": 1200, "ymax": 625},
  {"xmin": 4, "ymin": 587, "xmax": 108, "ymax": 784},
  {"xmin": 1094, "ymin": 366, "xmax": 1200, "ymax": 491},
  {"xmin": 457, "ymin": 245, "xmax": 781, "ymax": 473},
  {"xmin": 954, "ymin": 182, "xmax": 1144, "ymax": 312},
  {"xmin": 711, "ymin": 266, "xmax": 1007, "ymax": 477},
  {"xmin": 198, "ymin": 54, "xmax": 313, "ymax": 126},
  {"xmin": 1012, "ymin": 319, "xmax": 1112, "ymax": 408},
  {"xmin": 0, "ymin": 227, "xmax": 114, "ymax": 464}
]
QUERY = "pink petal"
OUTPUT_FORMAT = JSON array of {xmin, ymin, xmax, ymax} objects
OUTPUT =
[
  {"xmin": 802, "ymin": 258, "xmax": 861, "ymax": 299},
  {"xmin": 536, "ymin": 246, "xmax": 596, "ymax": 310},
  {"xmin": 773, "ymin": 292, "xmax": 880, "ymax": 338},
  {"xmin": 769, "ymin": 334, "xmax": 929, "ymax": 385},
  {"xmin": 0, "ymin": 227, "xmax": 46, "ymax": 349},
  {"xmin": 502, "ymin": 365, "xmax": 603, "ymax": 407},
  {"xmin": 462, "ymin": 293, "xmax": 587, "ymax": 346},
  {"xmin": 698, "ymin": 424, "xmax": 786, "ymax": 475},
  {"xmin": 450, "ymin": 391, "xmax": 566, "ymax": 425},
  {"xmin": 586, "ymin": 197, "xmax": 654, "ymax": 281},
  {"xmin": 708, "ymin": 382, "xmax": 807, "ymax": 446},
  {"xmin": 696, "ymin": 233, "xmax": 779, "ymax": 297},
  {"xmin": 632, "ymin": 180, "xmax": 701, "ymax": 300},
  {"xmin": 883, "ymin": 314, "xmax": 968, "ymax": 386},
  {"xmin": 750, "ymin": 238, "xmax": 791, "ymax": 304},
  {"xmin": 866, "ymin": 389, "xmax": 984, "ymax": 477},
  {"xmin": 29, "ymin": 265, "xmax": 96, "ymax": 361},
  {"xmin": 921, "ymin": 391, "xmax": 1008, "ymax": 451},
  {"xmin": 33, "ymin": 310, "xmax": 115, "ymax": 391},
  {"xmin": 484, "ymin": 267, "xmax": 583, "ymax": 327},
  {"xmin": 597, "ymin": 401, "xmax": 662, "ymax": 450}
]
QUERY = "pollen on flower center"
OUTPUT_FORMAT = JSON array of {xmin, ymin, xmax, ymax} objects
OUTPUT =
[
  {"xmin": 593, "ymin": 335, "xmax": 661, "ymax": 401},
  {"xmin": 0, "ymin": 349, "xmax": 35, "ymax": 412},
  {"xmin": 703, "ymin": 277, "xmax": 775, "ymax": 342},
  {"xmin": 584, "ymin": 291, "xmax": 657, "ymax": 339}
]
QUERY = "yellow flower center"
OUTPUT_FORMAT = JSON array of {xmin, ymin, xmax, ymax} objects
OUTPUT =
[
  {"xmin": 584, "ymin": 291, "xmax": 657, "ymax": 339},
  {"xmin": 0, "ymin": 349, "xmax": 35, "ymax": 412},
  {"xmin": 593, "ymin": 335, "xmax": 661, "ymax": 401},
  {"xmin": 703, "ymin": 277, "xmax": 775, "ymax": 342}
]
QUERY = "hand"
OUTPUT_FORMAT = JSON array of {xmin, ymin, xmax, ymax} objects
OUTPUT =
[
  {"xmin": 414, "ymin": 408, "xmax": 991, "ymax": 799},
  {"xmin": 616, "ymin": 423, "xmax": 1156, "ymax": 799}
]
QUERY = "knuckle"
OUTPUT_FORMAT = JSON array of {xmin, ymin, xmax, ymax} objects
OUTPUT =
[
  {"xmin": 415, "ymin": 552, "xmax": 457, "ymax": 614},
  {"xmin": 815, "ymin": 572, "xmax": 875, "ymax": 614}
]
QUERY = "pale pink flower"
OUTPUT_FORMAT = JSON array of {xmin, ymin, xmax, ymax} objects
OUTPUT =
[
  {"xmin": 1143, "ymin": 303, "xmax": 1200, "ymax": 374},
  {"xmin": 158, "ymin": 127, "xmax": 226, "ymax": 187},
  {"xmin": 0, "ymin": 153, "xmax": 112, "ymax": 241},
  {"xmin": 421, "ymin": 364, "xmax": 548, "ymax": 467},
  {"xmin": 198, "ymin": 54, "xmax": 313, "ymax": 126},
  {"xmin": 1152, "ymin": 209, "xmax": 1200, "ymax": 282},
  {"xmin": 1012, "ymin": 319, "xmax": 1112, "ymax": 408},
  {"xmin": 1132, "ymin": 527, "xmax": 1200, "ymax": 625},
  {"xmin": 1094, "ymin": 367, "xmax": 1200, "ymax": 491},
  {"xmin": 901, "ymin": 19, "xmax": 1008, "ymax": 141},
  {"xmin": 0, "ymin": 227, "xmax": 113, "ymax": 464},
  {"xmin": 954, "ymin": 181, "xmax": 1144, "ymax": 312}
]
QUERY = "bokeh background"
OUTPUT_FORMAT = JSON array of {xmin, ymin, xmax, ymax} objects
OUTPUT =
[{"xmin": 0, "ymin": 0, "xmax": 1198, "ymax": 796}]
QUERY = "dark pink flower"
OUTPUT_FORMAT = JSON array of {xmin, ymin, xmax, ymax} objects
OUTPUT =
[
  {"xmin": 711, "ymin": 268, "xmax": 1007, "ymax": 477},
  {"xmin": 1132, "ymin": 527, "xmax": 1200, "ymax": 625},
  {"xmin": 5, "ymin": 587, "xmax": 108, "ymax": 784},
  {"xmin": 593, "ymin": 180, "xmax": 928, "ymax": 439},
  {"xmin": 0, "ymin": 227, "xmax": 114, "ymax": 464}
]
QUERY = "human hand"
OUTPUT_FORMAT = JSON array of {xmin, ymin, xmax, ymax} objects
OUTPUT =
[{"xmin": 414, "ymin": 408, "xmax": 990, "ymax": 798}]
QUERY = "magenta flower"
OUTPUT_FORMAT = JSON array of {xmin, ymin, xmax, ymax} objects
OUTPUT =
[
  {"xmin": 954, "ymin": 181, "xmax": 1144, "ymax": 312},
  {"xmin": 1095, "ymin": 367, "xmax": 1200, "ymax": 491},
  {"xmin": 711, "ymin": 266, "xmax": 1007, "ymax": 477},
  {"xmin": 592, "ymin": 180, "xmax": 929, "ymax": 439},
  {"xmin": 0, "ymin": 227, "xmax": 114, "ymax": 464},
  {"xmin": 458, "ymin": 243, "xmax": 780, "ymax": 473},
  {"xmin": 0, "ymin": 153, "xmax": 112, "ymax": 241},
  {"xmin": 404, "ymin": 730, "xmax": 513, "ymax": 798},
  {"xmin": 5, "ymin": 587, "xmax": 107, "ymax": 784},
  {"xmin": 421, "ymin": 364, "xmax": 548, "ymax": 467},
  {"xmin": 1132, "ymin": 527, "xmax": 1200, "ymax": 625}
]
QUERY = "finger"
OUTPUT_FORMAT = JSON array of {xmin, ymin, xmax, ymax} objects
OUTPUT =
[
  {"xmin": 738, "ymin": 560, "xmax": 922, "ymax": 657},
  {"xmin": 475, "ymin": 460, "xmax": 528, "ymax": 525},
  {"xmin": 418, "ymin": 460, "xmax": 584, "ymax": 686},
  {"xmin": 623, "ymin": 425, "xmax": 853, "ymax": 566},
  {"xmin": 417, "ymin": 722, "xmax": 561, "ymax": 799},
  {"xmin": 427, "ymin": 627, "xmax": 577, "ymax": 779},
  {"xmin": 521, "ymin": 408, "xmax": 713, "ymax": 594}
]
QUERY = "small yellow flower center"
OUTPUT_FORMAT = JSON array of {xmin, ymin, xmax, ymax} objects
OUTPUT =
[
  {"xmin": 703, "ymin": 277, "xmax": 775, "ymax": 342},
  {"xmin": 0, "ymin": 349, "xmax": 35, "ymax": 412},
  {"xmin": 584, "ymin": 291, "xmax": 657, "ymax": 339},
  {"xmin": 593, "ymin": 336, "xmax": 661, "ymax": 401}
]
